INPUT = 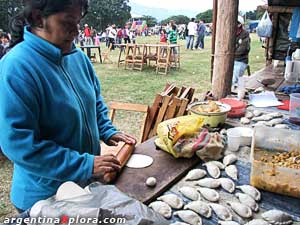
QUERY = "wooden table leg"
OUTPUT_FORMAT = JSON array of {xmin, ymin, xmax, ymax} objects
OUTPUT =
[
  {"xmin": 98, "ymin": 47, "xmax": 102, "ymax": 63},
  {"xmin": 87, "ymin": 47, "xmax": 91, "ymax": 59},
  {"xmin": 118, "ymin": 47, "xmax": 123, "ymax": 67}
]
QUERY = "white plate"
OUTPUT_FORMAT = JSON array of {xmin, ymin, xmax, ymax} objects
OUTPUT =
[{"xmin": 125, "ymin": 154, "xmax": 154, "ymax": 168}]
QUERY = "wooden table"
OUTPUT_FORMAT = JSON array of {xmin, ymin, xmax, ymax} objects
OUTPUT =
[
  {"xmin": 114, "ymin": 44, "xmax": 127, "ymax": 67},
  {"xmin": 115, "ymin": 43, "xmax": 180, "ymax": 73},
  {"xmin": 244, "ymin": 65, "xmax": 285, "ymax": 91},
  {"xmin": 80, "ymin": 45, "xmax": 102, "ymax": 63}
]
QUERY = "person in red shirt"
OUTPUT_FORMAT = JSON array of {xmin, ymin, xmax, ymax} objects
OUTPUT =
[
  {"xmin": 160, "ymin": 29, "xmax": 167, "ymax": 43},
  {"xmin": 84, "ymin": 24, "xmax": 92, "ymax": 45}
]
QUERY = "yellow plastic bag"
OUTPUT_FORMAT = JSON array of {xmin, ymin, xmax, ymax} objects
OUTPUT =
[{"xmin": 155, "ymin": 115, "xmax": 204, "ymax": 158}]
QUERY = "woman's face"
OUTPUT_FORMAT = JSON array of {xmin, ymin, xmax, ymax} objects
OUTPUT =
[{"xmin": 39, "ymin": 7, "xmax": 82, "ymax": 54}]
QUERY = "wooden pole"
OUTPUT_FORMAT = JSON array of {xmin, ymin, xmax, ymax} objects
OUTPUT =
[
  {"xmin": 210, "ymin": 0, "xmax": 218, "ymax": 81},
  {"xmin": 212, "ymin": 0, "xmax": 239, "ymax": 99}
]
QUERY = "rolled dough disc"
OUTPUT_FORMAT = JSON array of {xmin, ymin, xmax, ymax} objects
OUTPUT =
[{"xmin": 125, "ymin": 154, "xmax": 153, "ymax": 168}]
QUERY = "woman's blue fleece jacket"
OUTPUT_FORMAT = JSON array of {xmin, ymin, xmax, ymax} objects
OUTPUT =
[{"xmin": 0, "ymin": 27, "xmax": 118, "ymax": 210}]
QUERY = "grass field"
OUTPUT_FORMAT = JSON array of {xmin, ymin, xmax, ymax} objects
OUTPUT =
[{"xmin": 0, "ymin": 33, "xmax": 265, "ymax": 222}]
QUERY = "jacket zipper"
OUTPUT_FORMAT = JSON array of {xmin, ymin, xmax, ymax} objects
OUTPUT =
[{"xmin": 60, "ymin": 66, "xmax": 93, "ymax": 154}]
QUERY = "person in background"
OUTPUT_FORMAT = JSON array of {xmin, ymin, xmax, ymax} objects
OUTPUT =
[
  {"xmin": 123, "ymin": 25, "xmax": 131, "ymax": 44},
  {"xmin": 0, "ymin": 32, "xmax": 10, "ymax": 58},
  {"xmin": 130, "ymin": 30, "xmax": 136, "ymax": 44},
  {"xmin": 79, "ymin": 30, "xmax": 85, "ymax": 46},
  {"xmin": 108, "ymin": 24, "xmax": 117, "ymax": 50},
  {"xmin": 185, "ymin": 24, "xmax": 189, "ymax": 46},
  {"xmin": 84, "ymin": 24, "xmax": 92, "ymax": 45},
  {"xmin": 0, "ymin": 32, "xmax": 10, "ymax": 49},
  {"xmin": 90, "ymin": 26, "xmax": 95, "ymax": 45},
  {"xmin": 232, "ymin": 16, "xmax": 251, "ymax": 86},
  {"xmin": 186, "ymin": 18, "xmax": 197, "ymax": 50},
  {"xmin": 0, "ymin": 40, "xmax": 4, "ymax": 59},
  {"xmin": 195, "ymin": 19, "xmax": 206, "ymax": 50},
  {"xmin": 168, "ymin": 24, "xmax": 178, "ymax": 55},
  {"xmin": 94, "ymin": 32, "xmax": 100, "ymax": 46},
  {"xmin": 160, "ymin": 29, "xmax": 167, "ymax": 43},
  {"xmin": 0, "ymin": 0, "xmax": 136, "ymax": 213},
  {"xmin": 105, "ymin": 25, "xmax": 110, "ymax": 47},
  {"xmin": 116, "ymin": 26, "xmax": 123, "ymax": 46}
]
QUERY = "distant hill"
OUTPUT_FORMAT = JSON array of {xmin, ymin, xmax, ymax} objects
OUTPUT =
[{"xmin": 129, "ymin": 2, "xmax": 199, "ymax": 22}]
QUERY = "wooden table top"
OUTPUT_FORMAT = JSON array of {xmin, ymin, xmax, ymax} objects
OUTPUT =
[
  {"xmin": 114, "ymin": 137, "xmax": 201, "ymax": 204},
  {"xmin": 80, "ymin": 45, "xmax": 101, "ymax": 48}
]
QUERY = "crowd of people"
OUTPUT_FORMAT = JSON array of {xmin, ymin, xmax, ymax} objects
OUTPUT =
[
  {"xmin": 1, "ymin": 15, "xmax": 250, "ymax": 84},
  {"xmin": 75, "ymin": 23, "xmax": 137, "ymax": 49}
]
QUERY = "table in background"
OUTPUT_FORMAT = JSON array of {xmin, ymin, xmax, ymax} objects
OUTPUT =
[{"xmin": 80, "ymin": 45, "xmax": 102, "ymax": 63}]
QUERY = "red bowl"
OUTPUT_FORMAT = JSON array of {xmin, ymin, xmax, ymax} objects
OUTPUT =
[{"xmin": 219, "ymin": 98, "xmax": 247, "ymax": 118}]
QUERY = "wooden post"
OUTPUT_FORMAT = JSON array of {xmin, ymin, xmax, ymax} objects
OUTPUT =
[
  {"xmin": 210, "ymin": 0, "xmax": 218, "ymax": 81},
  {"xmin": 212, "ymin": 0, "xmax": 239, "ymax": 99}
]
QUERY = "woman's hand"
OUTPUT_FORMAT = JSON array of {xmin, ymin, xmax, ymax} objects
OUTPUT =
[
  {"xmin": 107, "ymin": 133, "xmax": 136, "ymax": 146},
  {"xmin": 92, "ymin": 154, "xmax": 121, "ymax": 176}
]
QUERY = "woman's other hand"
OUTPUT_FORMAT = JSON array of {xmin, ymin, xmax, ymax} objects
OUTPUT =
[{"xmin": 107, "ymin": 133, "xmax": 136, "ymax": 146}]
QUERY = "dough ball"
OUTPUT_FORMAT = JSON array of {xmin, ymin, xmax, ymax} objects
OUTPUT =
[{"xmin": 146, "ymin": 177, "xmax": 157, "ymax": 187}]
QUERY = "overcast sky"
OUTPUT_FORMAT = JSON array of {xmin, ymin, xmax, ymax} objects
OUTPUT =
[{"xmin": 130, "ymin": 0, "xmax": 268, "ymax": 12}]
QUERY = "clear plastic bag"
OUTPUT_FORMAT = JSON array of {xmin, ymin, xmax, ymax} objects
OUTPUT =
[
  {"xmin": 256, "ymin": 11, "xmax": 273, "ymax": 37},
  {"xmin": 29, "ymin": 182, "xmax": 169, "ymax": 225}
]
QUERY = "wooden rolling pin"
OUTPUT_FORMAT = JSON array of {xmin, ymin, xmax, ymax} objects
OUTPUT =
[{"xmin": 103, "ymin": 143, "xmax": 135, "ymax": 183}]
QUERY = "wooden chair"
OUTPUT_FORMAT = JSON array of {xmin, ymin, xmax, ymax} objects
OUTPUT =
[
  {"xmin": 169, "ymin": 45, "xmax": 180, "ymax": 69},
  {"xmin": 156, "ymin": 45, "xmax": 171, "ymax": 75},
  {"xmin": 101, "ymin": 43, "xmax": 113, "ymax": 64},
  {"xmin": 132, "ymin": 44, "xmax": 147, "ymax": 71},
  {"xmin": 124, "ymin": 44, "xmax": 135, "ymax": 70},
  {"xmin": 145, "ymin": 45, "xmax": 158, "ymax": 67},
  {"xmin": 109, "ymin": 101, "xmax": 149, "ymax": 143}
]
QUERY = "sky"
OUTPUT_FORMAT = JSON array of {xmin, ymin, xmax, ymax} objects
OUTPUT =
[{"xmin": 130, "ymin": 0, "xmax": 268, "ymax": 12}]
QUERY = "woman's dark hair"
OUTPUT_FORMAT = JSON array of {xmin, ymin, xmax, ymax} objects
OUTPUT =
[{"xmin": 9, "ymin": 0, "xmax": 89, "ymax": 48}]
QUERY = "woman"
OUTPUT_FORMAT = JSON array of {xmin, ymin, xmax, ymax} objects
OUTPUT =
[{"xmin": 0, "ymin": 0, "xmax": 136, "ymax": 212}]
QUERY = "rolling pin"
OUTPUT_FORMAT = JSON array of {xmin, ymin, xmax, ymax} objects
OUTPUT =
[{"xmin": 103, "ymin": 143, "xmax": 135, "ymax": 183}]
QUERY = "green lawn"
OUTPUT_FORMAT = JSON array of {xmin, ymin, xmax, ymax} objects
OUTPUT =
[{"xmin": 0, "ymin": 33, "xmax": 265, "ymax": 222}]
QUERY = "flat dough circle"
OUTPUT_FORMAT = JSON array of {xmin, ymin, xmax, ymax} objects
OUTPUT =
[{"xmin": 125, "ymin": 154, "xmax": 153, "ymax": 168}]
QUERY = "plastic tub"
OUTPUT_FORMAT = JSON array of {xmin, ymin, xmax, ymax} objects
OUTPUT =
[
  {"xmin": 227, "ymin": 128, "xmax": 241, "ymax": 151},
  {"xmin": 250, "ymin": 127, "xmax": 300, "ymax": 197},
  {"xmin": 219, "ymin": 98, "xmax": 247, "ymax": 118},
  {"xmin": 227, "ymin": 127, "xmax": 253, "ymax": 146},
  {"xmin": 289, "ymin": 93, "xmax": 300, "ymax": 125}
]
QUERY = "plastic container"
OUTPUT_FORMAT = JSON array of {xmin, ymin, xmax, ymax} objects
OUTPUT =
[
  {"xmin": 289, "ymin": 93, "xmax": 300, "ymax": 125},
  {"xmin": 227, "ymin": 127, "xmax": 253, "ymax": 146},
  {"xmin": 227, "ymin": 128, "xmax": 241, "ymax": 151},
  {"xmin": 237, "ymin": 77, "xmax": 246, "ymax": 100},
  {"xmin": 250, "ymin": 127, "xmax": 300, "ymax": 197},
  {"xmin": 284, "ymin": 60, "xmax": 300, "ymax": 83},
  {"xmin": 219, "ymin": 98, "xmax": 247, "ymax": 118}
]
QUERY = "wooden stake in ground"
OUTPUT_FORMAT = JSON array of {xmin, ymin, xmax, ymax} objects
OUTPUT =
[{"xmin": 212, "ymin": 0, "xmax": 239, "ymax": 99}]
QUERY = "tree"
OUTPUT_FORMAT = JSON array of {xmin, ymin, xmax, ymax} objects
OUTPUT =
[
  {"xmin": 0, "ymin": 0, "xmax": 23, "ymax": 32},
  {"xmin": 81, "ymin": 0, "xmax": 131, "ymax": 31},
  {"xmin": 196, "ymin": 9, "xmax": 213, "ymax": 23},
  {"xmin": 141, "ymin": 15, "xmax": 157, "ymax": 27},
  {"xmin": 245, "ymin": 10, "xmax": 264, "ymax": 21},
  {"xmin": 160, "ymin": 15, "xmax": 190, "ymax": 25},
  {"xmin": 0, "ymin": 0, "xmax": 131, "ymax": 33}
]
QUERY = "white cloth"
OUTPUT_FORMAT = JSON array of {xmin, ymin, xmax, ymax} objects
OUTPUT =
[{"xmin": 187, "ymin": 21, "xmax": 197, "ymax": 36}]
